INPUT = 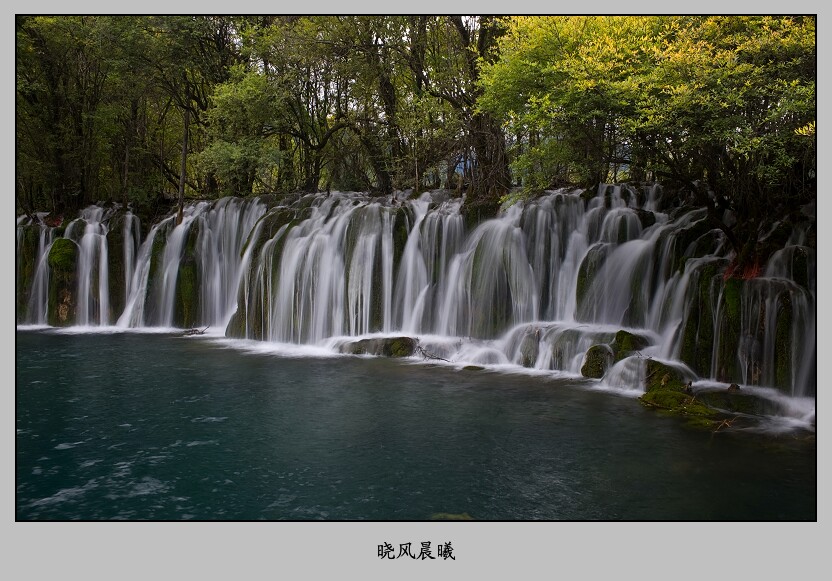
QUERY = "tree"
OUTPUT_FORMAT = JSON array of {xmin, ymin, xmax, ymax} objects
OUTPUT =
[{"xmin": 479, "ymin": 16, "xmax": 816, "ymax": 267}]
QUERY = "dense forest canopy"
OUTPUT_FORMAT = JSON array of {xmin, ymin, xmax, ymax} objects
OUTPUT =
[{"xmin": 16, "ymin": 15, "xmax": 815, "ymax": 267}]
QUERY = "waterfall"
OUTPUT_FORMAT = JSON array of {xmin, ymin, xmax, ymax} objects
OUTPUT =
[
  {"xmin": 16, "ymin": 186, "xmax": 816, "ymax": 404},
  {"xmin": 196, "ymin": 197, "xmax": 266, "ymax": 329},
  {"xmin": 18, "ymin": 217, "xmax": 55, "ymax": 325},
  {"xmin": 123, "ymin": 212, "xmax": 141, "ymax": 305},
  {"xmin": 64, "ymin": 207, "xmax": 112, "ymax": 326}
]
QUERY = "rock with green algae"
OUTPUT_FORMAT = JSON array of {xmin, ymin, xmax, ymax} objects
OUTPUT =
[
  {"xmin": 340, "ymin": 336, "xmax": 418, "ymax": 357},
  {"xmin": 105, "ymin": 213, "xmax": 127, "ymax": 321},
  {"xmin": 610, "ymin": 330, "xmax": 650, "ymax": 361},
  {"xmin": 678, "ymin": 260, "xmax": 725, "ymax": 376},
  {"xmin": 47, "ymin": 237, "xmax": 79, "ymax": 326},
  {"xmin": 640, "ymin": 360, "xmax": 720, "ymax": 429},
  {"xmin": 581, "ymin": 344, "xmax": 613, "ymax": 378},
  {"xmin": 644, "ymin": 359, "xmax": 695, "ymax": 392},
  {"xmin": 226, "ymin": 207, "xmax": 301, "ymax": 339},
  {"xmin": 174, "ymin": 222, "xmax": 201, "ymax": 328},
  {"xmin": 695, "ymin": 386, "xmax": 786, "ymax": 417},
  {"xmin": 774, "ymin": 293, "xmax": 793, "ymax": 393},
  {"xmin": 575, "ymin": 243, "xmax": 610, "ymax": 313},
  {"xmin": 430, "ymin": 512, "xmax": 474, "ymax": 521},
  {"xmin": 714, "ymin": 277, "xmax": 743, "ymax": 383}
]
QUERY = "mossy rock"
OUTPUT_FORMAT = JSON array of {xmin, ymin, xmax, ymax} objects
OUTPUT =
[
  {"xmin": 340, "ymin": 336, "xmax": 418, "ymax": 357},
  {"xmin": 430, "ymin": 512, "xmax": 474, "ymax": 521},
  {"xmin": 715, "ymin": 277, "xmax": 743, "ymax": 382},
  {"xmin": 610, "ymin": 330, "xmax": 650, "ymax": 361},
  {"xmin": 48, "ymin": 237, "xmax": 78, "ymax": 272},
  {"xmin": 695, "ymin": 388, "xmax": 785, "ymax": 417},
  {"xmin": 671, "ymin": 217, "xmax": 716, "ymax": 273},
  {"xmin": 461, "ymin": 196, "xmax": 501, "ymax": 232},
  {"xmin": 639, "ymin": 388, "xmax": 720, "ymax": 429},
  {"xmin": 142, "ymin": 226, "xmax": 169, "ymax": 323},
  {"xmin": 581, "ymin": 344, "xmax": 613, "ymax": 378},
  {"xmin": 644, "ymin": 359, "xmax": 694, "ymax": 393},
  {"xmin": 774, "ymin": 293, "xmax": 793, "ymax": 392},
  {"xmin": 462, "ymin": 365, "xmax": 485, "ymax": 372},
  {"xmin": 47, "ymin": 238, "xmax": 79, "ymax": 326},
  {"xmin": 575, "ymin": 243, "xmax": 609, "ymax": 314},
  {"xmin": 105, "ymin": 213, "xmax": 127, "ymax": 321},
  {"xmin": 678, "ymin": 261, "xmax": 722, "ymax": 376}
]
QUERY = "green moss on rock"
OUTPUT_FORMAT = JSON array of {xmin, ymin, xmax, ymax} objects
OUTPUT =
[
  {"xmin": 610, "ymin": 330, "xmax": 649, "ymax": 361},
  {"xmin": 679, "ymin": 261, "xmax": 720, "ymax": 375},
  {"xmin": 581, "ymin": 344, "xmax": 613, "ymax": 378},
  {"xmin": 696, "ymin": 388, "xmax": 785, "ymax": 417},
  {"xmin": 48, "ymin": 237, "xmax": 78, "ymax": 271},
  {"xmin": 340, "ymin": 336, "xmax": 418, "ymax": 357},
  {"xmin": 105, "ymin": 214, "xmax": 127, "ymax": 321},
  {"xmin": 430, "ymin": 512, "xmax": 474, "ymax": 521},
  {"xmin": 715, "ymin": 277, "xmax": 743, "ymax": 382},
  {"xmin": 47, "ymin": 238, "xmax": 79, "ymax": 326},
  {"xmin": 575, "ymin": 244, "xmax": 609, "ymax": 314},
  {"xmin": 774, "ymin": 293, "xmax": 793, "ymax": 392},
  {"xmin": 174, "ymin": 222, "xmax": 201, "ymax": 328},
  {"xmin": 644, "ymin": 359, "xmax": 693, "ymax": 393}
]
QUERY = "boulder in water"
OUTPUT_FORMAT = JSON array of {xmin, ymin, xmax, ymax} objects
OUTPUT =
[
  {"xmin": 640, "ymin": 360, "xmax": 720, "ymax": 429},
  {"xmin": 581, "ymin": 344, "xmax": 614, "ymax": 378},
  {"xmin": 340, "ymin": 336, "xmax": 418, "ymax": 357},
  {"xmin": 695, "ymin": 387, "xmax": 784, "ymax": 417},
  {"xmin": 610, "ymin": 330, "xmax": 650, "ymax": 361}
]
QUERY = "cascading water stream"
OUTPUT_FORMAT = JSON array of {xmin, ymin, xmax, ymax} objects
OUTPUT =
[
  {"xmin": 20, "ymin": 220, "xmax": 55, "ymax": 325},
  {"xmin": 196, "ymin": 197, "xmax": 267, "ymax": 329},
  {"xmin": 65, "ymin": 207, "xmax": 112, "ymax": 326}
]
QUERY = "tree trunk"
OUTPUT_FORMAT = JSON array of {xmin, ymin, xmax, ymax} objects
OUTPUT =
[{"xmin": 177, "ymin": 106, "xmax": 190, "ymax": 225}]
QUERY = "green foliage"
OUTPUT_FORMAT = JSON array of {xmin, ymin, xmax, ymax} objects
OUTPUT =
[
  {"xmin": 479, "ymin": 16, "xmax": 815, "ymax": 262},
  {"xmin": 17, "ymin": 15, "xmax": 815, "ymax": 243}
]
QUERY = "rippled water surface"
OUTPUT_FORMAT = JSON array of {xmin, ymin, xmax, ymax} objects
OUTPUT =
[{"xmin": 16, "ymin": 330, "xmax": 816, "ymax": 520}]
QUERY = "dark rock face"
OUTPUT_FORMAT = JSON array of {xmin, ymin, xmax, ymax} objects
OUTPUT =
[
  {"xmin": 518, "ymin": 329, "xmax": 540, "ymax": 368},
  {"xmin": 16, "ymin": 224, "xmax": 41, "ymax": 322}
]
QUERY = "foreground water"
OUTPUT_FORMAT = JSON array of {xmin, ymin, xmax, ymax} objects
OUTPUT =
[{"xmin": 16, "ymin": 329, "xmax": 815, "ymax": 521}]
